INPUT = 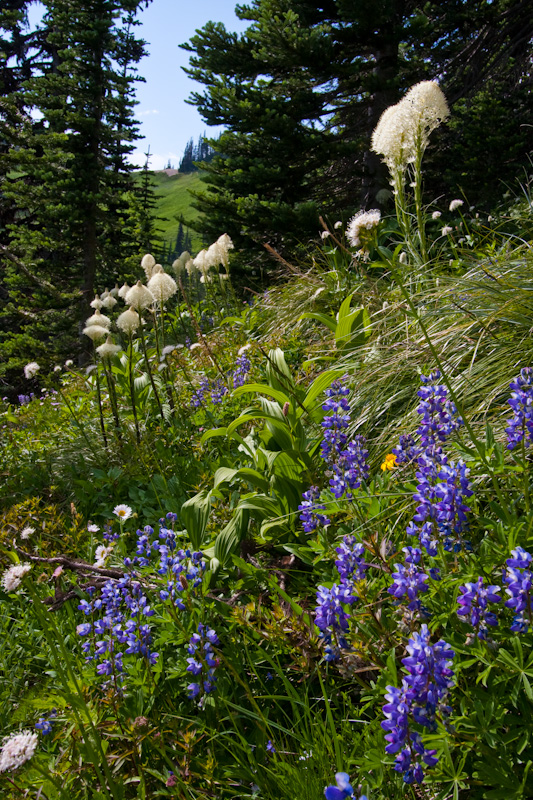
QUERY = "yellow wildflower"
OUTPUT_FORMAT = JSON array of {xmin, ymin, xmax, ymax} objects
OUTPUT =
[{"xmin": 381, "ymin": 453, "xmax": 397, "ymax": 471}]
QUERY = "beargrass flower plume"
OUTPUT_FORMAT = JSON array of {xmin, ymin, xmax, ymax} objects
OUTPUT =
[
  {"xmin": 96, "ymin": 336, "xmax": 121, "ymax": 359},
  {"xmin": 125, "ymin": 280, "xmax": 155, "ymax": 311},
  {"xmin": 101, "ymin": 292, "xmax": 117, "ymax": 310},
  {"xmin": 116, "ymin": 307, "xmax": 140, "ymax": 334},
  {"xmin": 371, "ymin": 103, "xmax": 413, "ymax": 174},
  {"xmin": 0, "ymin": 730, "xmax": 38, "ymax": 772},
  {"xmin": 449, "ymin": 199, "xmax": 464, "ymax": 212},
  {"xmin": 400, "ymin": 81, "xmax": 449, "ymax": 158},
  {"xmin": 172, "ymin": 250, "xmax": 191, "ymax": 277},
  {"xmin": 193, "ymin": 248, "xmax": 211, "ymax": 277},
  {"xmin": 147, "ymin": 269, "xmax": 178, "ymax": 304},
  {"xmin": 141, "ymin": 253, "xmax": 156, "ymax": 281},
  {"xmin": 23, "ymin": 362, "xmax": 40, "ymax": 380},
  {"xmin": 90, "ymin": 295, "xmax": 104, "ymax": 309},
  {"xmin": 346, "ymin": 209, "xmax": 381, "ymax": 258},
  {"xmin": 2, "ymin": 563, "xmax": 31, "ymax": 592},
  {"xmin": 85, "ymin": 309, "xmax": 111, "ymax": 329},
  {"xmin": 109, "ymin": 284, "xmax": 119, "ymax": 297},
  {"xmin": 118, "ymin": 282, "xmax": 130, "ymax": 299},
  {"xmin": 324, "ymin": 772, "xmax": 366, "ymax": 800},
  {"xmin": 83, "ymin": 324, "xmax": 109, "ymax": 341}
]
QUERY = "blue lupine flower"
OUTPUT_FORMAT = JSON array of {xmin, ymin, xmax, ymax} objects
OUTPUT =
[
  {"xmin": 266, "ymin": 739, "xmax": 276, "ymax": 754},
  {"xmin": 506, "ymin": 368, "xmax": 533, "ymax": 450},
  {"xmin": 388, "ymin": 548, "xmax": 429, "ymax": 611},
  {"xmin": 315, "ymin": 583, "xmax": 357, "ymax": 661},
  {"xmin": 232, "ymin": 353, "xmax": 251, "ymax": 389},
  {"xmin": 186, "ymin": 624, "xmax": 220, "ymax": 700},
  {"xmin": 505, "ymin": 547, "xmax": 533, "ymax": 632},
  {"xmin": 457, "ymin": 577, "xmax": 501, "ymax": 638},
  {"xmin": 382, "ymin": 624, "xmax": 454, "ymax": 784},
  {"xmin": 191, "ymin": 377, "xmax": 210, "ymax": 408},
  {"xmin": 298, "ymin": 486, "xmax": 331, "ymax": 532},
  {"xmin": 35, "ymin": 711, "xmax": 56, "ymax": 736},
  {"xmin": 416, "ymin": 371, "xmax": 463, "ymax": 451},
  {"xmin": 210, "ymin": 378, "xmax": 228, "ymax": 404},
  {"xmin": 393, "ymin": 434, "xmax": 421, "ymax": 464},
  {"xmin": 324, "ymin": 772, "xmax": 367, "ymax": 800},
  {"xmin": 335, "ymin": 536, "xmax": 367, "ymax": 583}
]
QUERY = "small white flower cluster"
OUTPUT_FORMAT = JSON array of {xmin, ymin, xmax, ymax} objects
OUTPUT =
[
  {"xmin": 0, "ymin": 730, "xmax": 38, "ymax": 772},
  {"xmin": 1, "ymin": 563, "xmax": 31, "ymax": 593},
  {"xmin": 449, "ymin": 199, "xmax": 464, "ymax": 212},
  {"xmin": 372, "ymin": 80, "xmax": 449, "ymax": 172},
  {"xmin": 20, "ymin": 526, "xmax": 35, "ymax": 540},
  {"xmin": 346, "ymin": 209, "xmax": 381, "ymax": 258},
  {"xmin": 23, "ymin": 362, "xmax": 40, "ymax": 380}
]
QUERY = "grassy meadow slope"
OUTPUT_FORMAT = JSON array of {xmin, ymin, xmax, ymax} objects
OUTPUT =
[{"xmin": 144, "ymin": 170, "xmax": 204, "ymax": 252}]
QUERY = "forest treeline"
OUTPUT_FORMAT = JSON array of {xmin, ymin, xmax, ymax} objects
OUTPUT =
[{"xmin": 1, "ymin": 0, "xmax": 532, "ymax": 394}]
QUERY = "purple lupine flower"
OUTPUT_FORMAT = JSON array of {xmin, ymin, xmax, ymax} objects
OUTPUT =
[
  {"xmin": 382, "ymin": 624, "xmax": 454, "ymax": 784},
  {"xmin": 186, "ymin": 623, "xmax": 220, "ymax": 700},
  {"xmin": 320, "ymin": 380, "xmax": 351, "ymax": 461},
  {"xmin": 388, "ymin": 548, "xmax": 429, "ymax": 611},
  {"xmin": 505, "ymin": 547, "xmax": 533, "ymax": 632},
  {"xmin": 232, "ymin": 353, "xmax": 251, "ymax": 389},
  {"xmin": 191, "ymin": 377, "xmax": 209, "ymax": 408},
  {"xmin": 324, "ymin": 772, "xmax": 366, "ymax": 800},
  {"xmin": 329, "ymin": 436, "xmax": 369, "ymax": 499},
  {"xmin": 335, "ymin": 536, "xmax": 367, "ymax": 583},
  {"xmin": 457, "ymin": 577, "xmax": 501, "ymax": 638},
  {"xmin": 298, "ymin": 486, "xmax": 331, "ymax": 532},
  {"xmin": 210, "ymin": 378, "xmax": 228, "ymax": 405},
  {"xmin": 315, "ymin": 582, "xmax": 357, "ymax": 661},
  {"xmin": 506, "ymin": 368, "xmax": 533, "ymax": 450},
  {"xmin": 416, "ymin": 371, "xmax": 463, "ymax": 451},
  {"xmin": 393, "ymin": 434, "xmax": 422, "ymax": 465}
]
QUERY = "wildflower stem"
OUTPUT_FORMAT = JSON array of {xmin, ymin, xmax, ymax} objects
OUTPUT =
[
  {"xmin": 138, "ymin": 317, "xmax": 165, "ymax": 420},
  {"xmin": 94, "ymin": 359, "xmax": 108, "ymax": 449},
  {"xmin": 128, "ymin": 335, "xmax": 141, "ymax": 444}
]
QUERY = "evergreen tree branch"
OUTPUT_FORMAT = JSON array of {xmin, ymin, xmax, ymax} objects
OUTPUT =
[{"xmin": 0, "ymin": 243, "xmax": 64, "ymax": 299}]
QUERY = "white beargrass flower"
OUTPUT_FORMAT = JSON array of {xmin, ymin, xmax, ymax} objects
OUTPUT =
[
  {"xmin": 101, "ymin": 294, "xmax": 117, "ymax": 310},
  {"xmin": 216, "ymin": 233, "xmax": 234, "ymax": 268},
  {"xmin": 141, "ymin": 253, "xmax": 156, "ymax": 281},
  {"xmin": 20, "ymin": 526, "xmax": 35, "ymax": 540},
  {"xmin": 432, "ymin": 210, "xmax": 442, "ymax": 219},
  {"xmin": 96, "ymin": 336, "xmax": 121, "ymax": 359},
  {"xmin": 2, "ymin": 563, "xmax": 31, "ymax": 593},
  {"xmin": 399, "ymin": 252, "xmax": 408, "ymax": 264},
  {"xmin": 109, "ymin": 284, "xmax": 119, "ymax": 298},
  {"xmin": 90, "ymin": 296, "xmax": 104, "ymax": 309},
  {"xmin": 0, "ymin": 730, "xmax": 38, "ymax": 772},
  {"xmin": 185, "ymin": 258, "xmax": 196, "ymax": 276},
  {"xmin": 346, "ymin": 210, "xmax": 381, "ymax": 248},
  {"xmin": 125, "ymin": 280, "xmax": 154, "ymax": 310},
  {"xmin": 172, "ymin": 250, "xmax": 191, "ymax": 277},
  {"xmin": 118, "ymin": 282, "xmax": 130, "ymax": 299},
  {"xmin": 83, "ymin": 325, "xmax": 108, "ymax": 342},
  {"xmin": 85, "ymin": 309, "xmax": 111, "ymax": 329},
  {"xmin": 94, "ymin": 545, "xmax": 113, "ymax": 568},
  {"xmin": 193, "ymin": 249, "xmax": 211, "ymax": 276},
  {"xmin": 449, "ymin": 199, "xmax": 464, "ymax": 211},
  {"xmin": 116, "ymin": 307, "xmax": 140, "ymax": 335},
  {"xmin": 441, "ymin": 226, "xmax": 453, "ymax": 236},
  {"xmin": 372, "ymin": 80, "xmax": 449, "ymax": 171},
  {"xmin": 113, "ymin": 504, "xmax": 132, "ymax": 521},
  {"xmin": 23, "ymin": 362, "xmax": 40, "ymax": 380},
  {"xmin": 147, "ymin": 270, "xmax": 178, "ymax": 304}
]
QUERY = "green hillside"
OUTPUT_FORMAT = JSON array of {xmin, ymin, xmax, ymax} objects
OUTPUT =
[{"xmin": 146, "ymin": 170, "xmax": 204, "ymax": 252}]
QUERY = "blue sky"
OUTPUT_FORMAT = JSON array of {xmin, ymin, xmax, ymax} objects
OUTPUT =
[{"xmin": 27, "ymin": 0, "xmax": 250, "ymax": 170}]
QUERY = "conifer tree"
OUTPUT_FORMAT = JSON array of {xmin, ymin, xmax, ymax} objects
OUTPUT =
[{"xmin": 1, "ymin": 0, "xmax": 151, "ymax": 390}]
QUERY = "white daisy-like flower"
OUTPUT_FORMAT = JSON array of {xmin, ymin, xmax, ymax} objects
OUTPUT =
[
  {"xmin": 0, "ymin": 730, "xmax": 38, "ymax": 772},
  {"xmin": 113, "ymin": 504, "xmax": 133, "ymax": 521},
  {"xmin": 116, "ymin": 307, "xmax": 140, "ymax": 335},
  {"xmin": 431, "ymin": 210, "xmax": 442, "ymax": 219},
  {"xmin": 23, "ymin": 362, "xmax": 40, "ymax": 380},
  {"xmin": 449, "ymin": 199, "xmax": 464, "ymax": 212},
  {"xmin": 1, "ymin": 563, "xmax": 31, "ymax": 593},
  {"xmin": 87, "ymin": 523, "xmax": 100, "ymax": 533},
  {"xmin": 96, "ymin": 336, "xmax": 121, "ymax": 359},
  {"xmin": 93, "ymin": 545, "xmax": 113, "ymax": 568},
  {"xmin": 20, "ymin": 527, "xmax": 35, "ymax": 540}
]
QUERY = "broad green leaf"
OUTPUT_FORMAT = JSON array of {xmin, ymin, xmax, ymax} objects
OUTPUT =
[
  {"xmin": 232, "ymin": 383, "xmax": 289, "ymax": 406},
  {"xmin": 180, "ymin": 489, "xmax": 211, "ymax": 550},
  {"xmin": 299, "ymin": 311, "xmax": 337, "ymax": 332}
]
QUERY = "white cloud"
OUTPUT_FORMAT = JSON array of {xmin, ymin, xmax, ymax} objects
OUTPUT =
[
  {"xmin": 128, "ymin": 150, "xmax": 180, "ymax": 171},
  {"xmin": 137, "ymin": 109, "xmax": 160, "ymax": 117}
]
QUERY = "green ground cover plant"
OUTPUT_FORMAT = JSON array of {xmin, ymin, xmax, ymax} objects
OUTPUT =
[{"xmin": 1, "ymin": 80, "xmax": 533, "ymax": 800}]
